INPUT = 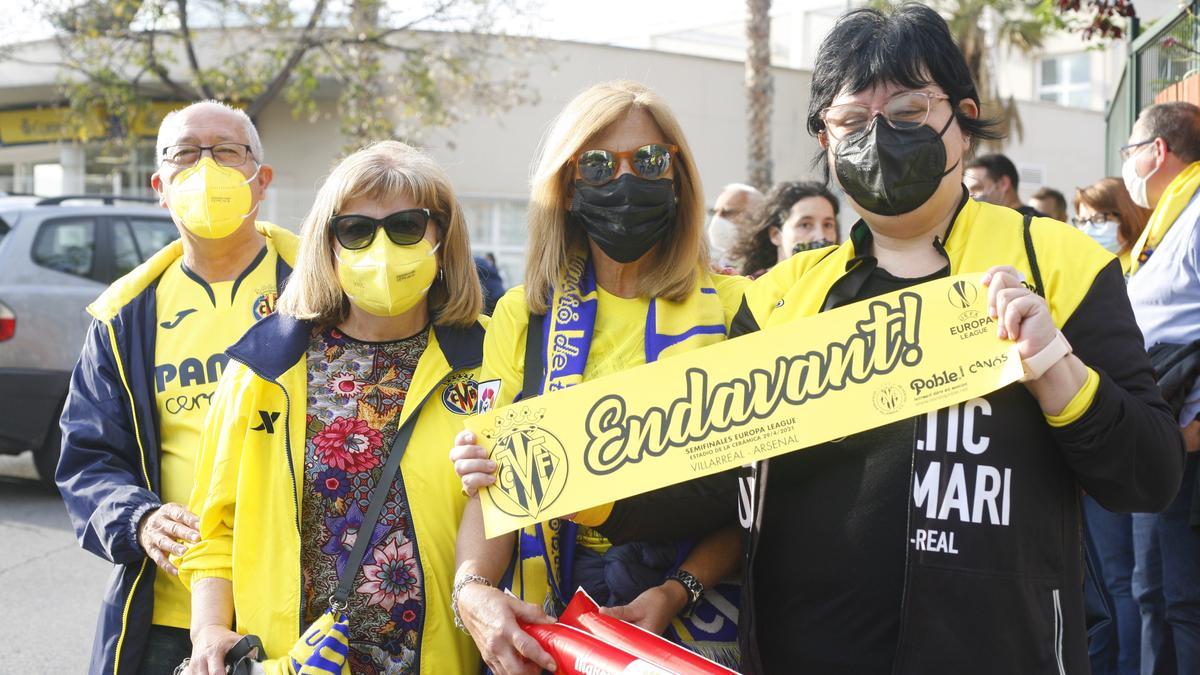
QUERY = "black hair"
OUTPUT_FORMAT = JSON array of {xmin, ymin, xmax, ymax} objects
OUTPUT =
[
  {"xmin": 731, "ymin": 180, "xmax": 840, "ymax": 275},
  {"xmin": 1031, "ymin": 186, "xmax": 1067, "ymax": 216},
  {"xmin": 1140, "ymin": 101, "xmax": 1200, "ymax": 163},
  {"xmin": 966, "ymin": 153, "xmax": 1020, "ymax": 191},
  {"xmin": 807, "ymin": 4, "xmax": 1002, "ymax": 176}
]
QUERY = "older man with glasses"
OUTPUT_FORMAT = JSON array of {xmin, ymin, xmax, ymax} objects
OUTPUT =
[
  {"xmin": 56, "ymin": 100, "xmax": 297, "ymax": 675},
  {"xmin": 1122, "ymin": 101, "xmax": 1200, "ymax": 675}
]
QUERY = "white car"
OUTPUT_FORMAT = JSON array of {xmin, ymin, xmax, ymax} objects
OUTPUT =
[{"xmin": 0, "ymin": 195, "xmax": 177, "ymax": 485}]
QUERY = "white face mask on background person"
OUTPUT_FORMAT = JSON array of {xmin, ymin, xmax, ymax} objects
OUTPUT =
[
  {"xmin": 1122, "ymin": 144, "xmax": 1158, "ymax": 210},
  {"xmin": 1081, "ymin": 219, "xmax": 1122, "ymax": 253},
  {"xmin": 707, "ymin": 214, "xmax": 741, "ymax": 265}
]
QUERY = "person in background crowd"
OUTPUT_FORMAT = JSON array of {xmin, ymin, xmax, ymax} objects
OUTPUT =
[
  {"xmin": 1031, "ymin": 186, "xmax": 1069, "ymax": 223},
  {"xmin": 1071, "ymin": 176, "xmax": 1151, "ymax": 675},
  {"xmin": 450, "ymin": 80, "xmax": 749, "ymax": 675},
  {"xmin": 1122, "ymin": 100, "xmax": 1200, "ymax": 675},
  {"xmin": 730, "ymin": 180, "xmax": 840, "ymax": 277},
  {"xmin": 965, "ymin": 153, "xmax": 1043, "ymax": 217},
  {"xmin": 1074, "ymin": 177, "xmax": 1150, "ymax": 273},
  {"xmin": 180, "ymin": 141, "xmax": 485, "ymax": 674},
  {"xmin": 475, "ymin": 254, "xmax": 506, "ymax": 315},
  {"xmin": 707, "ymin": 183, "xmax": 765, "ymax": 267},
  {"xmin": 502, "ymin": 7, "xmax": 1184, "ymax": 673},
  {"xmin": 55, "ymin": 100, "xmax": 296, "ymax": 675}
]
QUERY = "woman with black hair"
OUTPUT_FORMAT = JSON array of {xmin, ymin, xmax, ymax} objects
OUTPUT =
[
  {"xmin": 567, "ymin": 5, "xmax": 1185, "ymax": 673},
  {"xmin": 732, "ymin": 180, "xmax": 840, "ymax": 277}
]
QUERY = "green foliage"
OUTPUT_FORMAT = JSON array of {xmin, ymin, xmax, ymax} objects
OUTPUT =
[{"xmin": 29, "ymin": 0, "xmax": 539, "ymax": 153}]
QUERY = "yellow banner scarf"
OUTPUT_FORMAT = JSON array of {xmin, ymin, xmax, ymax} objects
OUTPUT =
[
  {"xmin": 1129, "ymin": 161, "xmax": 1200, "ymax": 276},
  {"xmin": 472, "ymin": 273, "xmax": 1026, "ymax": 539}
]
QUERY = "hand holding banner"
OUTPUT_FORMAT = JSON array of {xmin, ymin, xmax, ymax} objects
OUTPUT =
[{"xmin": 466, "ymin": 273, "xmax": 1025, "ymax": 538}]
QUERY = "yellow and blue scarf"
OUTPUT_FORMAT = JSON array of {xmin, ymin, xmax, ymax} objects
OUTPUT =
[{"xmin": 515, "ymin": 250, "xmax": 739, "ymax": 665}]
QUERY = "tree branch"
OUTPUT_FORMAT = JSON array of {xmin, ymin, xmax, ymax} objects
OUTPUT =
[
  {"xmin": 144, "ymin": 26, "xmax": 196, "ymax": 100},
  {"xmin": 245, "ymin": 0, "xmax": 329, "ymax": 120},
  {"xmin": 176, "ymin": 0, "xmax": 215, "ymax": 99}
]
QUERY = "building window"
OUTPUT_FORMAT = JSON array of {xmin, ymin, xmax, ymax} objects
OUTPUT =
[
  {"xmin": 460, "ymin": 196, "xmax": 529, "ymax": 294},
  {"xmin": 1038, "ymin": 53, "xmax": 1092, "ymax": 109}
]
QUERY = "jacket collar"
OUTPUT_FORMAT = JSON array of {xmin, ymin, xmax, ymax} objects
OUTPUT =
[
  {"xmin": 227, "ymin": 312, "xmax": 485, "ymax": 383},
  {"xmin": 87, "ymin": 221, "xmax": 298, "ymax": 322}
]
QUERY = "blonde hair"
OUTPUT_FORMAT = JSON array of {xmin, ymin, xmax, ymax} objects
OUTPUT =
[
  {"xmin": 525, "ymin": 80, "xmax": 708, "ymax": 313},
  {"xmin": 277, "ymin": 140, "xmax": 483, "ymax": 327}
]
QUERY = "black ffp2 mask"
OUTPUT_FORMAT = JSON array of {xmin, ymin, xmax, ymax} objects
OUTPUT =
[
  {"xmin": 833, "ymin": 113, "xmax": 957, "ymax": 216},
  {"xmin": 570, "ymin": 174, "xmax": 677, "ymax": 264}
]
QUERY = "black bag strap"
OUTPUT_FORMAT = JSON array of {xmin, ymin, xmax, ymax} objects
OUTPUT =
[
  {"xmin": 332, "ymin": 413, "xmax": 420, "ymax": 608},
  {"xmin": 1022, "ymin": 213, "xmax": 1046, "ymax": 298},
  {"xmin": 521, "ymin": 312, "xmax": 546, "ymax": 401},
  {"xmin": 223, "ymin": 635, "xmax": 266, "ymax": 672}
]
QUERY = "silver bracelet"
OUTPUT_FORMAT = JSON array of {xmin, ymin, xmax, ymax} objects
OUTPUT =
[{"xmin": 451, "ymin": 574, "xmax": 493, "ymax": 634}]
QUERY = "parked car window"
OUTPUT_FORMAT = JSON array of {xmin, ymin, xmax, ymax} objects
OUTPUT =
[
  {"xmin": 112, "ymin": 221, "xmax": 140, "ymax": 278},
  {"xmin": 129, "ymin": 218, "xmax": 177, "ymax": 257},
  {"xmin": 32, "ymin": 217, "xmax": 96, "ymax": 278},
  {"xmin": 112, "ymin": 217, "xmax": 177, "ymax": 278}
]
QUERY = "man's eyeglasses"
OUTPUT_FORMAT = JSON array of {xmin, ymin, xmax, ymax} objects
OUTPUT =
[
  {"xmin": 573, "ymin": 144, "xmax": 678, "ymax": 186},
  {"xmin": 329, "ymin": 209, "xmax": 436, "ymax": 250},
  {"xmin": 161, "ymin": 143, "xmax": 255, "ymax": 168},
  {"xmin": 1119, "ymin": 139, "xmax": 1156, "ymax": 162},
  {"xmin": 819, "ymin": 91, "xmax": 951, "ymax": 141}
]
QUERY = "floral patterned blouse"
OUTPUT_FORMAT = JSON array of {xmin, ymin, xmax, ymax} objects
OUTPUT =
[{"xmin": 300, "ymin": 325, "xmax": 429, "ymax": 674}]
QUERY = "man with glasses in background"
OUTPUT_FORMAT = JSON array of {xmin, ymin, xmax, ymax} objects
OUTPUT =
[
  {"xmin": 57, "ymin": 100, "xmax": 297, "ymax": 674},
  {"xmin": 1122, "ymin": 101, "xmax": 1200, "ymax": 675}
]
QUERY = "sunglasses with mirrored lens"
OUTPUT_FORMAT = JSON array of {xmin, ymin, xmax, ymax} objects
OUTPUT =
[
  {"xmin": 574, "ymin": 143, "xmax": 678, "ymax": 186},
  {"xmin": 329, "ymin": 209, "xmax": 434, "ymax": 250}
]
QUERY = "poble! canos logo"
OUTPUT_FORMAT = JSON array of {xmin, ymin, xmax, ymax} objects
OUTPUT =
[{"xmin": 485, "ymin": 407, "xmax": 568, "ymax": 520}]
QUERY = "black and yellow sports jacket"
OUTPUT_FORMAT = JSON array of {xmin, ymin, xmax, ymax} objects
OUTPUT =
[{"xmin": 597, "ymin": 195, "xmax": 1185, "ymax": 675}]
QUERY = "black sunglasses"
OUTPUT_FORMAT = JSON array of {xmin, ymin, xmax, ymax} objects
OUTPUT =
[{"xmin": 329, "ymin": 209, "xmax": 435, "ymax": 250}]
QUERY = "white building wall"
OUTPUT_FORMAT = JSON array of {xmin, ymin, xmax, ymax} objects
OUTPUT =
[{"xmin": 999, "ymin": 99, "xmax": 1109, "ymax": 214}]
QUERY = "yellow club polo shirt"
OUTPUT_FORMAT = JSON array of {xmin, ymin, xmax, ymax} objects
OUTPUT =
[{"xmin": 152, "ymin": 246, "xmax": 279, "ymax": 628}]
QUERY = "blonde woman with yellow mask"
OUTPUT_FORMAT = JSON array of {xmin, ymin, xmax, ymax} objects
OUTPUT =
[
  {"xmin": 179, "ymin": 141, "xmax": 485, "ymax": 675},
  {"xmin": 449, "ymin": 80, "xmax": 749, "ymax": 674}
]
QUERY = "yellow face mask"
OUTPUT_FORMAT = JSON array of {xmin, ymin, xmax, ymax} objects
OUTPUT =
[
  {"xmin": 167, "ymin": 157, "xmax": 258, "ymax": 239},
  {"xmin": 337, "ymin": 236, "xmax": 439, "ymax": 317}
]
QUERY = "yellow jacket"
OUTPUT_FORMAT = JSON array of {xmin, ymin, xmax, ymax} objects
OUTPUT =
[{"xmin": 180, "ymin": 313, "xmax": 485, "ymax": 673}]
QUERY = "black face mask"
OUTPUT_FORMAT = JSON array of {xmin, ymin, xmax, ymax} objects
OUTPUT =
[
  {"xmin": 833, "ymin": 113, "xmax": 957, "ymax": 216},
  {"xmin": 570, "ymin": 174, "xmax": 677, "ymax": 263},
  {"xmin": 792, "ymin": 238, "xmax": 837, "ymax": 255}
]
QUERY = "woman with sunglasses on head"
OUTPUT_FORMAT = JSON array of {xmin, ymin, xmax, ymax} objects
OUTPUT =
[
  {"xmin": 1073, "ymin": 177, "xmax": 1151, "ymax": 274},
  {"xmin": 179, "ymin": 141, "xmax": 485, "ymax": 674},
  {"xmin": 448, "ymin": 80, "xmax": 749, "ymax": 674},
  {"xmin": 731, "ymin": 180, "xmax": 841, "ymax": 277},
  {"xmin": 525, "ymin": 7, "xmax": 1184, "ymax": 674}
]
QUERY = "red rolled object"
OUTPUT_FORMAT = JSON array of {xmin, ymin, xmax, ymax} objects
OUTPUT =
[
  {"xmin": 558, "ymin": 589, "xmax": 737, "ymax": 675},
  {"xmin": 520, "ymin": 622, "xmax": 675, "ymax": 674}
]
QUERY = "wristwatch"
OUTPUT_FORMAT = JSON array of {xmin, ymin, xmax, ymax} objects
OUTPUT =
[
  {"xmin": 665, "ymin": 569, "xmax": 705, "ymax": 617},
  {"xmin": 1021, "ymin": 330, "xmax": 1072, "ymax": 382}
]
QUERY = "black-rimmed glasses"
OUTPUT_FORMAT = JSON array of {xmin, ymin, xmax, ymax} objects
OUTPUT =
[{"xmin": 161, "ymin": 143, "xmax": 255, "ymax": 168}]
